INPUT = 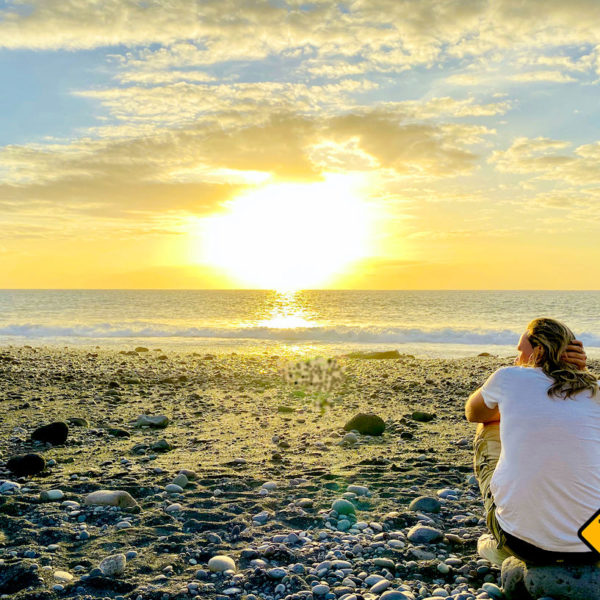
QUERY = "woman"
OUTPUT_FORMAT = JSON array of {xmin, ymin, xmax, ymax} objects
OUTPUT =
[{"xmin": 465, "ymin": 317, "xmax": 600, "ymax": 566}]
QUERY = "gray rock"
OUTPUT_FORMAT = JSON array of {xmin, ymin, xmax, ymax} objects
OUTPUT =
[
  {"xmin": 379, "ymin": 591, "xmax": 411, "ymax": 600},
  {"xmin": 99, "ymin": 554, "xmax": 126, "ymax": 577},
  {"xmin": 39, "ymin": 489, "xmax": 64, "ymax": 502},
  {"xmin": 84, "ymin": 490, "xmax": 138, "ymax": 509},
  {"xmin": 135, "ymin": 414, "xmax": 169, "ymax": 428},
  {"xmin": 408, "ymin": 496, "xmax": 441, "ymax": 514},
  {"xmin": 267, "ymin": 567, "xmax": 286, "ymax": 579},
  {"xmin": 406, "ymin": 524, "xmax": 444, "ymax": 544},
  {"xmin": 501, "ymin": 555, "xmax": 600, "ymax": 600}
]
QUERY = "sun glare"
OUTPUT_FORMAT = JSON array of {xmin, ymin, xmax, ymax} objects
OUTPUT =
[{"xmin": 197, "ymin": 175, "xmax": 373, "ymax": 290}]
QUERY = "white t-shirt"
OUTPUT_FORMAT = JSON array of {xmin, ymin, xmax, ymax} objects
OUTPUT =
[{"xmin": 481, "ymin": 365, "xmax": 600, "ymax": 552}]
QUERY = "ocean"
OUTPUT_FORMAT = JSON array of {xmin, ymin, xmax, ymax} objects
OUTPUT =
[{"xmin": 1, "ymin": 289, "xmax": 600, "ymax": 358}]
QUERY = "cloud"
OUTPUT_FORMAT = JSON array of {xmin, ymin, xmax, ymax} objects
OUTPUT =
[
  {"xmin": 491, "ymin": 137, "xmax": 600, "ymax": 184},
  {"xmin": 510, "ymin": 70, "xmax": 577, "ymax": 83}
]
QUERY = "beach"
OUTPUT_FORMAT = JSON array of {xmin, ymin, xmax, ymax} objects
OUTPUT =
[{"xmin": 0, "ymin": 345, "xmax": 555, "ymax": 600}]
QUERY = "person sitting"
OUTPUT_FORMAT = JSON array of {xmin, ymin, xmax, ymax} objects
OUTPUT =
[{"xmin": 465, "ymin": 317, "xmax": 600, "ymax": 566}]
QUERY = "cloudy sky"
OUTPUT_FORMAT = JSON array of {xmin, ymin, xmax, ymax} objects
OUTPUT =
[{"xmin": 1, "ymin": 0, "xmax": 600, "ymax": 289}]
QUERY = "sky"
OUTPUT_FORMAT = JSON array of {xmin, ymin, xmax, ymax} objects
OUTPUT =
[{"xmin": 1, "ymin": 0, "xmax": 600, "ymax": 289}]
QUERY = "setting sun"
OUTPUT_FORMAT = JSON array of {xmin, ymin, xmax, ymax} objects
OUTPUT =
[{"xmin": 197, "ymin": 175, "xmax": 373, "ymax": 290}]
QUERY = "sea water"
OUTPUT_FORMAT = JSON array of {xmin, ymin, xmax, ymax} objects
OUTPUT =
[{"xmin": 1, "ymin": 289, "xmax": 599, "ymax": 358}]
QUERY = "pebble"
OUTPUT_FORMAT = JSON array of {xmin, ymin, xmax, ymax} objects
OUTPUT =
[
  {"xmin": 40, "ymin": 489, "xmax": 65, "ymax": 502},
  {"xmin": 54, "ymin": 570, "xmax": 73, "ymax": 582},
  {"xmin": 208, "ymin": 555, "xmax": 236, "ymax": 572},
  {"xmin": 347, "ymin": 484, "xmax": 369, "ymax": 496},
  {"xmin": 171, "ymin": 473, "xmax": 188, "ymax": 488},
  {"xmin": 409, "ymin": 496, "xmax": 442, "ymax": 513},
  {"xmin": 135, "ymin": 414, "xmax": 169, "ymax": 428},
  {"xmin": 0, "ymin": 481, "xmax": 21, "ymax": 494},
  {"xmin": 312, "ymin": 583, "xmax": 330, "ymax": 595},
  {"xmin": 84, "ymin": 490, "xmax": 138, "ymax": 508},
  {"xmin": 165, "ymin": 483, "xmax": 184, "ymax": 493},
  {"xmin": 407, "ymin": 524, "xmax": 444, "ymax": 543},
  {"xmin": 332, "ymin": 498, "xmax": 355, "ymax": 515}
]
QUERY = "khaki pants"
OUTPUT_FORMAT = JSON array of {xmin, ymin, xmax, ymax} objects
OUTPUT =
[{"xmin": 473, "ymin": 422, "xmax": 510, "ymax": 552}]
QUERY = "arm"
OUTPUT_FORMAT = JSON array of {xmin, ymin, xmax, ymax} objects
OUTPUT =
[{"xmin": 465, "ymin": 387, "xmax": 500, "ymax": 423}]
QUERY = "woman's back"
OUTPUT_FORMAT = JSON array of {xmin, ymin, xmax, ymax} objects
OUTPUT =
[{"xmin": 481, "ymin": 365, "xmax": 600, "ymax": 552}]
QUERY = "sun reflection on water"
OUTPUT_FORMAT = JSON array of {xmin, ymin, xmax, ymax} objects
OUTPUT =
[{"xmin": 255, "ymin": 290, "xmax": 318, "ymax": 329}]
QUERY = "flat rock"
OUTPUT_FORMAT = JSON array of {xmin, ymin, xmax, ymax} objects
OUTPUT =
[
  {"xmin": 344, "ymin": 413, "xmax": 385, "ymax": 436},
  {"xmin": 501, "ymin": 555, "xmax": 600, "ymax": 600},
  {"xmin": 31, "ymin": 421, "xmax": 69, "ymax": 445},
  {"xmin": 135, "ymin": 414, "xmax": 169, "ymax": 428},
  {"xmin": 6, "ymin": 453, "xmax": 46, "ymax": 477},
  {"xmin": 84, "ymin": 490, "xmax": 138, "ymax": 509}
]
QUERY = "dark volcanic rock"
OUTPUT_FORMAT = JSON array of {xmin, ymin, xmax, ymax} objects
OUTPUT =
[
  {"xmin": 31, "ymin": 421, "xmax": 69, "ymax": 445},
  {"xmin": 411, "ymin": 411, "xmax": 436, "ymax": 422},
  {"xmin": 6, "ymin": 453, "xmax": 46, "ymax": 477},
  {"xmin": 344, "ymin": 413, "xmax": 386, "ymax": 436}
]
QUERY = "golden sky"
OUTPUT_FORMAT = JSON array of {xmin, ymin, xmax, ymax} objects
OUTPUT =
[{"xmin": 1, "ymin": 0, "xmax": 600, "ymax": 289}]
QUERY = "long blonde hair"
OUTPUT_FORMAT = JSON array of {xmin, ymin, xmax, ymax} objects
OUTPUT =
[{"xmin": 526, "ymin": 317, "xmax": 597, "ymax": 399}]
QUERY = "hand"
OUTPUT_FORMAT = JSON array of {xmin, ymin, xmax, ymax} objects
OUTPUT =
[{"xmin": 561, "ymin": 339, "xmax": 587, "ymax": 370}]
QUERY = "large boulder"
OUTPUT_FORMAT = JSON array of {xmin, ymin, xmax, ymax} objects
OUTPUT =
[
  {"xmin": 501, "ymin": 555, "xmax": 600, "ymax": 600},
  {"xmin": 31, "ymin": 421, "xmax": 69, "ymax": 445},
  {"xmin": 344, "ymin": 413, "xmax": 385, "ymax": 436},
  {"xmin": 6, "ymin": 453, "xmax": 46, "ymax": 477}
]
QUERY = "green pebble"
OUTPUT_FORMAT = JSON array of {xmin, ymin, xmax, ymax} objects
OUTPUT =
[{"xmin": 332, "ymin": 499, "xmax": 355, "ymax": 515}]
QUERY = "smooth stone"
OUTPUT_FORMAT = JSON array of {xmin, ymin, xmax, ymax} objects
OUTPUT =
[
  {"xmin": 135, "ymin": 414, "xmax": 169, "ymax": 428},
  {"xmin": 481, "ymin": 582, "xmax": 503, "ymax": 599},
  {"xmin": 406, "ymin": 524, "xmax": 444, "ymax": 544},
  {"xmin": 99, "ymin": 554, "xmax": 127, "ymax": 577},
  {"xmin": 373, "ymin": 557, "xmax": 395, "ymax": 570},
  {"xmin": 261, "ymin": 481, "xmax": 277, "ymax": 490},
  {"xmin": 312, "ymin": 584, "xmax": 330, "ymax": 595},
  {"xmin": 370, "ymin": 579, "xmax": 391, "ymax": 593},
  {"xmin": 208, "ymin": 555, "xmax": 236, "ymax": 573},
  {"xmin": 115, "ymin": 521, "xmax": 132, "ymax": 529},
  {"xmin": 172, "ymin": 474, "xmax": 188, "ymax": 488},
  {"xmin": 332, "ymin": 499, "xmax": 356, "ymax": 515},
  {"xmin": 379, "ymin": 591, "xmax": 411, "ymax": 600},
  {"xmin": 343, "ymin": 413, "xmax": 385, "ymax": 436},
  {"xmin": 54, "ymin": 571, "xmax": 73, "ymax": 582},
  {"xmin": 166, "ymin": 503, "xmax": 182, "ymax": 512},
  {"xmin": 84, "ymin": 490, "xmax": 138, "ymax": 509},
  {"xmin": 40, "ymin": 489, "xmax": 64, "ymax": 502},
  {"xmin": 501, "ymin": 555, "xmax": 600, "ymax": 600},
  {"xmin": 0, "ymin": 481, "xmax": 21, "ymax": 494},
  {"xmin": 343, "ymin": 432, "xmax": 359, "ymax": 444},
  {"xmin": 409, "ymin": 496, "xmax": 441, "ymax": 514},
  {"xmin": 6, "ymin": 453, "xmax": 46, "ymax": 476},
  {"xmin": 347, "ymin": 484, "xmax": 369, "ymax": 496},
  {"xmin": 411, "ymin": 411, "xmax": 436, "ymax": 422},
  {"xmin": 178, "ymin": 469, "xmax": 197, "ymax": 480},
  {"xmin": 267, "ymin": 567, "xmax": 286, "ymax": 579},
  {"xmin": 165, "ymin": 484, "xmax": 184, "ymax": 494},
  {"xmin": 150, "ymin": 439, "xmax": 172, "ymax": 452},
  {"xmin": 67, "ymin": 417, "xmax": 89, "ymax": 427}
]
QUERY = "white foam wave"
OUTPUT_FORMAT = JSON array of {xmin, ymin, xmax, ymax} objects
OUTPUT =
[{"xmin": 3, "ymin": 323, "xmax": 600, "ymax": 346}]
